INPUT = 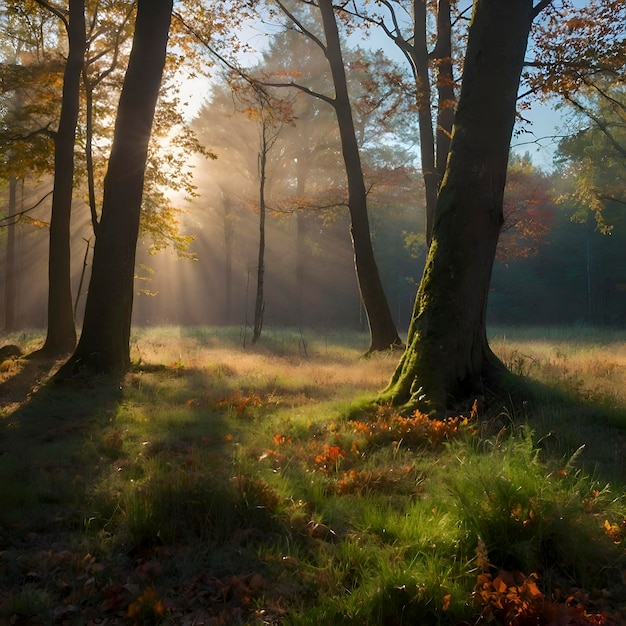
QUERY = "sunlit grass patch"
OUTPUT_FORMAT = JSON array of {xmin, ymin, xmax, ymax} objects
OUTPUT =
[{"xmin": 0, "ymin": 326, "xmax": 625, "ymax": 624}]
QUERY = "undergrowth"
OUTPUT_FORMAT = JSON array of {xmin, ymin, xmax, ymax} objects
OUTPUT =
[{"xmin": 0, "ymin": 326, "xmax": 624, "ymax": 625}]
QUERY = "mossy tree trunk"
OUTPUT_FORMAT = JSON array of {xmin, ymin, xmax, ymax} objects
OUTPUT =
[
  {"xmin": 380, "ymin": 0, "xmax": 536, "ymax": 415},
  {"xmin": 56, "ymin": 0, "xmax": 173, "ymax": 377}
]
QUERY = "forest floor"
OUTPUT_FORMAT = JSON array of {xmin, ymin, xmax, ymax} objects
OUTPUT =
[{"xmin": 0, "ymin": 326, "xmax": 625, "ymax": 625}]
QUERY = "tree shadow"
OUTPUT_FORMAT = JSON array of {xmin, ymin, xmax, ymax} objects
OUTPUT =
[
  {"xmin": 0, "ymin": 353, "xmax": 124, "ymax": 543},
  {"xmin": 494, "ymin": 373, "xmax": 626, "ymax": 484}
]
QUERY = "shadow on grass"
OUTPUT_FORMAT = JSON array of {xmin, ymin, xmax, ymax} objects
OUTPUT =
[
  {"xmin": 0, "ymin": 359, "xmax": 123, "ymax": 535},
  {"xmin": 496, "ymin": 372, "xmax": 626, "ymax": 484},
  {"xmin": 0, "ymin": 358, "xmax": 297, "ymax": 623}
]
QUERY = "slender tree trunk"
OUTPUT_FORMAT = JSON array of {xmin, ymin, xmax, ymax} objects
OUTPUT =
[
  {"xmin": 380, "ymin": 0, "xmax": 534, "ymax": 415},
  {"xmin": 57, "ymin": 0, "xmax": 173, "ymax": 377},
  {"xmin": 4, "ymin": 177, "xmax": 17, "ymax": 331},
  {"xmin": 252, "ymin": 135, "xmax": 267, "ymax": 344},
  {"xmin": 434, "ymin": 0, "xmax": 455, "ymax": 179},
  {"xmin": 319, "ymin": 0, "xmax": 401, "ymax": 352},
  {"xmin": 37, "ymin": 0, "xmax": 85, "ymax": 356},
  {"xmin": 294, "ymin": 154, "xmax": 310, "ymax": 327},
  {"xmin": 83, "ymin": 83, "xmax": 100, "ymax": 235},
  {"xmin": 295, "ymin": 211, "xmax": 311, "ymax": 327},
  {"xmin": 410, "ymin": 0, "xmax": 439, "ymax": 245},
  {"xmin": 223, "ymin": 196, "xmax": 234, "ymax": 325}
]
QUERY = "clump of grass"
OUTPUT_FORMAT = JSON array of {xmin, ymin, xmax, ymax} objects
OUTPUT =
[{"xmin": 448, "ymin": 428, "xmax": 624, "ymax": 588}]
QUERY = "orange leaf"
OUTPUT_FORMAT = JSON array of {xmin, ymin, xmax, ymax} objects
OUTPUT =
[{"xmin": 442, "ymin": 593, "xmax": 451, "ymax": 611}]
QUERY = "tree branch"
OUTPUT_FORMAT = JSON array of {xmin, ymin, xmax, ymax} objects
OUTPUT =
[
  {"xmin": 596, "ymin": 194, "xmax": 626, "ymax": 206},
  {"xmin": 261, "ymin": 79, "xmax": 336, "ymax": 107},
  {"xmin": 532, "ymin": 0, "xmax": 554, "ymax": 19},
  {"xmin": 565, "ymin": 94, "xmax": 626, "ymax": 160},
  {"xmin": 0, "ymin": 190, "xmax": 53, "ymax": 227},
  {"xmin": 273, "ymin": 0, "xmax": 327, "ymax": 54},
  {"xmin": 33, "ymin": 0, "xmax": 69, "ymax": 30},
  {"xmin": 1, "ymin": 123, "xmax": 56, "ymax": 142}
]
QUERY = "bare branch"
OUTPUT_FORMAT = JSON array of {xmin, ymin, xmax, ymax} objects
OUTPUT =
[
  {"xmin": 0, "ymin": 123, "xmax": 56, "ymax": 142},
  {"xmin": 261, "ymin": 79, "xmax": 335, "ymax": 107},
  {"xmin": 0, "ymin": 190, "xmax": 53, "ymax": 227}
]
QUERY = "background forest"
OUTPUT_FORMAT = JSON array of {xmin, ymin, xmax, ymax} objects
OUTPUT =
[{"xmin": 0, "ymin": 0, "xmax": 624, "ymax": 336}]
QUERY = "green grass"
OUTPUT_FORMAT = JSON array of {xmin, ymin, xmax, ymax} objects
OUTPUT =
[{"xmin": 0, "ymin": 326, "xmax": 624, "ymax": 624}]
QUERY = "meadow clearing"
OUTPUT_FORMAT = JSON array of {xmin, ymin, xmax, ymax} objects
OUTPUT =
[{"xmin": 0, "ymin": 326, "xmax": 625, "ymax": 624}]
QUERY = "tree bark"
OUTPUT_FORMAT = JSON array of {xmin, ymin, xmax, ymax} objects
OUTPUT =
[
  {"xmin": 57, "ymin": 0, "xmax": 173, "ymax": 377},
  {"xmin": 37, "ymin": 0, "xmax": 85, "ymax": 356},
  {"xmin": 380, "ymin": 0, "xmax": 534, "ymax": 415},
  {"xmin": 319, "ymin": 0, "xmax": 402, "ymax": 352}
]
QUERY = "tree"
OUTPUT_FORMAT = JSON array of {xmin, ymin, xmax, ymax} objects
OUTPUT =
[
  {"xmin": 57, "ymin": 0, "xmax": 173, "ymax": 377},
  {"xmin": 191, "ymin": 50, "xmax": 345, "ymax": 330},
  {"xmin": 336, "ymin": 0, "xmax": 461, "ymax": 243},
  {"xmin": 28, "ymin": 0, "xmax": 85, "ymax": 356},
  {"xmin": 0, "ymin": 4, "xmax": 61, "ymax": 330},
  {"xmin": 497, "ymin": 154, "xmax": 555, "ymax": 262},
  {"xmin": 555, "ymin": 82, "xmax": 625, "ymax": 233},
  {"xmin": 270, "ymin": 0, "xmax": 402, "ymax": 351},
  {"xmin": 380, "ymin": 0, "xmax": 550, "ymax": 415},
  {"xmin": 232, "ymin": 81, "xmax": 294, "ymax": 344}
]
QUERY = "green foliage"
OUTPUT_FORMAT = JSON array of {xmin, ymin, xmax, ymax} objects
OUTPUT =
[
  {"xmin": 555, "ymin": 77, "xmax": 625, "ymax": 231},
  {"xmin": 449, "ymin": 429, "xmax": 616, "ymax": 584}
]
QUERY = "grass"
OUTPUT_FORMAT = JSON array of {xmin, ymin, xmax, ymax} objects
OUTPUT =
[{"xmin": 0, "ymin": 325, "xmax": 624, "ymax": 625}]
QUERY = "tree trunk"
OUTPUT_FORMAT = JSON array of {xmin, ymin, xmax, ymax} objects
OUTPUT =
[
  {"xmin": 37, "ymin": 0, "xmax": 85, "ymax": 356},
  {"xmin": 4, "ymin": 177, "xmax": 17, "ymax": 331},
  {"xmin": 295, "ymin": 211, "xmax": 311, "ymax": 327},
  {"xmin": 294, "ymin": 154, "xmax": 311, "ymax": 327},
  {"xmin": 380, "ymin": 0, "xmax": 534, "ymax": 415},
  {"xmin": 434, "ymin": 0, "xmax": 455, "ymax": 180},
  {"xmin": 252, "ymin": 132, "xmax": 267, "ymax": 345},
  {"xmin": 410, "ymin": 0, "xmax": 439, "ymax": 245},
  {"xmin": 319, "ymin": 0, "xmax": 402, "ymax": 352},
  {"xmin": 223, "ymin": 196, "xmax": 234, "ymax": 325},
  {"xmin": 57, "ymin": 0, "xmax": 173, "ymax": 377}
]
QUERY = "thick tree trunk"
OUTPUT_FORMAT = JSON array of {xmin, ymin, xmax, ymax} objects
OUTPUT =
[
  {"xmin": 319, "ymin": 0, "xmax": 401, "ymax": 352},
  {"xmin": 38, "ymin": 0, "xmax": 85, "ymax": 356},
  {"xmin": 380, "ymin": 0, "xmax": 534, "ymax": 415},
  {"xmin": 57, "ymin": 0, "xmax": 173, "ymax": 377}
]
